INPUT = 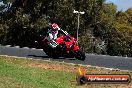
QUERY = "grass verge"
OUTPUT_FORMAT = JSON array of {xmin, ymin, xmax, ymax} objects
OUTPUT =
[{"xmin": 0, "ymin": 56, "xmax": 132, "ymax": 88}]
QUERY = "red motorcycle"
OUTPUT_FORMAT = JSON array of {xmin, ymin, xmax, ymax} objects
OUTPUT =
[{"xmin": 33, "ymin": 32, "xmax": 85, "ymax": 60}]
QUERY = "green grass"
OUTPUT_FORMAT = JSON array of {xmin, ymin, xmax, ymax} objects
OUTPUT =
[
  {"xmin": 0, "ymin": 57, "xmax": 76, "ymax": 88},
  {"xmin": 0, "ymin": 56, "xmax": 132, "ymax": 88}
]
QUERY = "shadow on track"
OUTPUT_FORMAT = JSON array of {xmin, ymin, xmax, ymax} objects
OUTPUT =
[
  {"xmin": 28, "ymin": 55, "xmax": 49, "ymax": 58},
  {"xmin": 27, "ymin": 55, "xmax": 76, "ymax": 60}
]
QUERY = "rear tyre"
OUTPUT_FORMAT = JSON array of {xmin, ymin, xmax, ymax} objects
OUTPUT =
[
  {"xmin": 43, "ymin": 47, "xmax": 53, "ymax": 57},
  {"xmin": 43, "ymin": 47, "xmax": 60, "ymax": 58},
  {"xmin": 74, "ymin": 50, "xmax": 85, "ymax": 61}
]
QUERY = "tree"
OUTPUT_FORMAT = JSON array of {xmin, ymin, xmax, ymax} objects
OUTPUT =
[{"xmin": 126, "ymin": 8, "xmax": 132, "ymax": 25}]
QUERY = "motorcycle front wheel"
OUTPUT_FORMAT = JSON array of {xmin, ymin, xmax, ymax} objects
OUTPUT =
[{"xmin": 74, "ymin": 50, "xmax": 86, "ymax": 61}]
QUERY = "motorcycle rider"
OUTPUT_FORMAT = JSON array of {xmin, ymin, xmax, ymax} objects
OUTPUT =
[{"xmin": 45, "ymin": 23, "xmax": 68, "ymax": 49}]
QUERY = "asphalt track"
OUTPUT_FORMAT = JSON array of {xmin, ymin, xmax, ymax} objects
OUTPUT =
[{"xmin": 0, "ymin": 45, "xmax": 132, "ymax": 71}]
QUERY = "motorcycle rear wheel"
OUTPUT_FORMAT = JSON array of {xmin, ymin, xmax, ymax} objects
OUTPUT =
[
  {"xmin": 43, "ymin": 47, "xmax": 60, "ymax": 58},
  {"xmin": 43, "ymin": 47, "xmax": 53, "ymax": 57}
]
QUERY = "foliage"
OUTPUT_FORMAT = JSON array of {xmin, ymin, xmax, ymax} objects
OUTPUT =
[
  {"xmin": 126, "ymin": 8, "xmax": 132, "ymax": 25},
  {"xmin": 0, "ymin": 0, "xmax": 132, "ymax": 56},
  {"xmin": 106, "ymin": 9, "xmax": 132, "ymax": 56}
]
